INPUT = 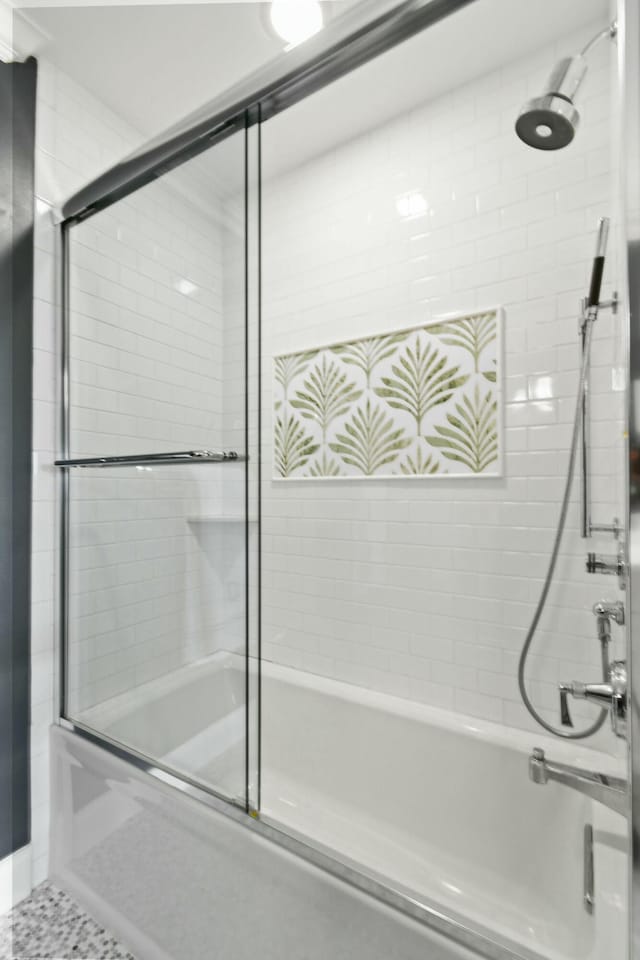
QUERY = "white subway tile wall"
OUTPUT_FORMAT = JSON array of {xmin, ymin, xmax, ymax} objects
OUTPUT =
[
  {"xmin": 67, "ymin": 167, "xmax": 227, "ymax": 458},
  {"xmin": 66, "ymin": 464, "xmax": 246, "ymax": 714},
  {"xmin": 260, "ymin": 22, "xmax": 626, "ymax": 750},
  {"xmin": 64, "ymin": 142, "xmax": 246, "ymax": 715},
  {"xmin": 31, "ymin": 58, "xmax": 146, "ymax": 888}
]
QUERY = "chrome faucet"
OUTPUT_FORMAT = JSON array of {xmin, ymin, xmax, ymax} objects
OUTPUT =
[
  {"xmin": 559, "ymin": 661, "xmax": 628, "ymax": 739},
  {"xmin": 529, "ymin": 747, "xmax": 627, "ymax": 817},
  {"xmin": 559, "ymin": 600, "xmax": 627, "ymax": 739}
]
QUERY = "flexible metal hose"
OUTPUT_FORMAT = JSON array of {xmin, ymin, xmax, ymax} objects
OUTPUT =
[{"xmin": 518, "ymin": 316, "xmax": 608, "ymax": 739}]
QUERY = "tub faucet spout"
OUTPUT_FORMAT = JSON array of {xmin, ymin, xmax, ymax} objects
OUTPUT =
[{"xmin": 529, "ymin": 747, "xmax": 628, "ymax": 817}]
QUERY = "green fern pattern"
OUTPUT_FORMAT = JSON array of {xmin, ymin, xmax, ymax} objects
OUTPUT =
[
  {"xmin": 291, "ymin": 355, "xmax": 362, "ymax": 441},
  {"xmin": 273, "ymin": 308, "xmax": 500, "ymax": 479},
  {"xmin": 275, "ymin": 351, "xmax": 318, "ymax": 397},
  {"xmin": 399, "ymin": 444, "xmax": 441, "ymax": 475},
  {"xmin": 307, "ymin": 453, "xmax": 343, "ymax": 477},
  {"xmin": 429, "ymin": 311, "xmax": 497, "ymax": 372},
  {"xmin": 374, "ymin": 337, "xmax": 468, "ymax": 432},
  {"xmin": 482, "ymin": 359, "xmax": 497, "ymax": 383},
  {"xmin": 329, "ymin": 399, "xmax": 411, "ymax": 475},
  {"xmin": 425, "ymin": 385, "xmax": 498, "ymax": 473},
  {"xmin": 331, "ymin": 331, "xmax": 409, "ymax": 387},
  {"xmin": 274, "ymin": 413, "xmax": 319, "ymax": 477}
]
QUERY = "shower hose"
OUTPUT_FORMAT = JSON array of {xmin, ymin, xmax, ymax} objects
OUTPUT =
[{"xmin": 518, "ymin": 315, "xmax": 608, "ymax": 739}]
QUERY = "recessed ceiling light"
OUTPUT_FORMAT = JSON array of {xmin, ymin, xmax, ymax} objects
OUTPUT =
[{"xmin": 270, "ymin": 0, "xmax": 324, "ymax": 49}]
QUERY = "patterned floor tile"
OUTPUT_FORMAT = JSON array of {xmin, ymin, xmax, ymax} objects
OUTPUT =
[{"xmin": 0, "ymin": 882, "xmax": 136, "ymax": 960}]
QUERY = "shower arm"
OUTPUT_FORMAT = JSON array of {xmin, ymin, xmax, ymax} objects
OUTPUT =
[
  {"xmin": 580, "ymin": 22, "xmax": 618, "ymax": 58},
  {"xmin": 515, "ymin": 20, "xmax": 617, "ymax": 151}
]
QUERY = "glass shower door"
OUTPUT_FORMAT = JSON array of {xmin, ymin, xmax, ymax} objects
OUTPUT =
[
  {"xmin": 60, "ymin": 127, "xmax": 251, "ymax": 806},
  {"xmin": 257, "ymin": 3, "xmax": 629, "ymax": 958}
]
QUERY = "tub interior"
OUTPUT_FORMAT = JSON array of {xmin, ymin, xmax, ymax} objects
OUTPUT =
[
  {"xmin": 261, "ymin": 672, "xmax": 597, "ymax": 960},
  {"xmin": 79, "ymin": 659, "xmax": 246, "ymax": 801}
]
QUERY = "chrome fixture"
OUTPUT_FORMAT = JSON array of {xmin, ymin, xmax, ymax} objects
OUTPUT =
[
  {"xmin": 54, "ymin": 450, "xmax": 244, "ymax": 468},
  {"xmin": 560, "ymin": 661, "xmax": 628, "ymax": 740},
  {"xmin": 593, "ymin": 599, "xmax": 625, "ymax": 633},
  {"xmin": 586, "ymin": 547, "xmax": 627, "ymax": 588},
  {"xmin": 589, "ymin": 518, "xmax": 621, "ymax": 539},
  {"xmin": 584, "ymin": 824, "xmax": 594, "ymax": 915},
  {"xmin": 515, "ymin": 21, "xmax": 617, "ymax": 150},
  {"xmin": 558, "ymin": 601, "xmax": 625, "ymax": 733},
  {"xmin": 529, "ymin": 748, "xmax": 627, "ymax": 817},
  {"xmin": 60, "ymin": 0, "xmax": 475, "ymax": 224},
  {"xmin": 580, "ymin": 219, "xmax": 619, "ymax": 539},
  {"xmin": 518, "ymin": 219, "xmax": 619, "ymax": 740}
]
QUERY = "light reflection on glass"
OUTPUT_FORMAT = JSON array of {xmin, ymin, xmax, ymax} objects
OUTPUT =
[
  {"xmin": 396, "ymin": 191, "xmax": 428, "ymax": 220},
  {"xmin": 528, "ymin": 375, "xmax": 553, "ymax": 400}
]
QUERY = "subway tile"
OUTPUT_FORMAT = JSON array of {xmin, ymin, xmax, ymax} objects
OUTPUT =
[{"xmin": 454, "ymin": 688, "xmax": 503, "ymax": 723}]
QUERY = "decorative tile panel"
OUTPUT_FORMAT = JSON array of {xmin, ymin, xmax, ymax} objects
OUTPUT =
[{"xmin": 273, "ymin": 309, "xmax": 502, "ymax": 479}]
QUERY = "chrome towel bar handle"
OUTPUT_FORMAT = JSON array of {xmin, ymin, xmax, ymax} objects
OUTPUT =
[{"xmin": 55, "ymin": 450, "xmax": 246, "ymax": 468}]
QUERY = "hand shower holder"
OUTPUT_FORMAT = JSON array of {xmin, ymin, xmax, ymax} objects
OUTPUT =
[
  {"xmin": 579, "ymin": 217, "xmax": 619, "ymax": 541},
  {"xmin": 578, "ymin": 291, "xmax": 619, "ymax": 330}
]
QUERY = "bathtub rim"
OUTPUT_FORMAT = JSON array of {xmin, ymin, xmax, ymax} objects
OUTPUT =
[
  {"xmin": 55, "ymin": 718, "xmax": 547, "ymax": 960},
  {"xmin": 71, "ymin": 650, "xmax": 625, "ymax": 778}
]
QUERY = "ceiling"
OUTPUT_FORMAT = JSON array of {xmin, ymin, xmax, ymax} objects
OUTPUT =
[
  {"xmin": 14, "ymin": 1, "xmax": 355, "ymax": 140},
  {"xmin": 15, "ymin": 0, "xmax": 610, "ymax": 190}
]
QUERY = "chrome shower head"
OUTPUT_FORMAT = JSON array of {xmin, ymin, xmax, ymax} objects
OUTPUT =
[
  {"xmin": 515, "ymin": 22, "xmax": 616, "ymax": 151},
  {"xmin": 515, "ymin": 55, "xmax": 586, "ymax": 150}
]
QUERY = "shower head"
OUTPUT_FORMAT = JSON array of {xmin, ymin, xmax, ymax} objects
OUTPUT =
[
  {"xmin": 515, "ymin": 22, "xmax": 616, "ymax": 151},
  {"xmin": 515, "ymin": 55, "xmax": 586, "ymax": 150}
]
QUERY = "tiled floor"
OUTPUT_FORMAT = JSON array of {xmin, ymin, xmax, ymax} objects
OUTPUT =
[{"xmin": 0, "ymin": 882, "xmax": 136, "ymax": 960}]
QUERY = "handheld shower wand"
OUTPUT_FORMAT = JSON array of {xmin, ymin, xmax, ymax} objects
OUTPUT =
[
  {"xmin": 587, "ymin": 217, "xmax": 609, "ymax": 314},
  {"xmin": 581, "ymin": 218, "xmax": 621, "ymax": 540},
  {"xmin": 518, "ymin": 219, "xmax": 613, "ymax": 740}
]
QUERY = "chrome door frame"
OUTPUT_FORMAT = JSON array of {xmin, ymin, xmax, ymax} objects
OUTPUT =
[
  {"xmin": 58, "ymin": 0, "xmax": 475, "ymax": 226},
  {"xmin": 57, "ymin": 116, "xmax": 254, "ymax": 811},
  {"xmin": 621, "ymin": 0, "xmax": 640, "ymax": 956}
]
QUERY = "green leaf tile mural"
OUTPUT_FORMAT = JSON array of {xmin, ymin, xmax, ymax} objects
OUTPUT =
[{"xmin": 273, "ymin": 309, "xmax": 502, "ymax": 479}]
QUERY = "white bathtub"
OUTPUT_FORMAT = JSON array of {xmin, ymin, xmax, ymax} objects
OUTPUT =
[
  {"xmin": 75, "ymin": 655, "xmax": 628, "ymax": 960},
  {"xmin": 261, "ymin": 662, "xmax": 628, "ymax": 960}
]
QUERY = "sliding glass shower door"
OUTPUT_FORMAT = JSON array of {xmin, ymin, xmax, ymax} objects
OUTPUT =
[
  {"xmin": 256, "ymin": 3, "xmax": 629, "ymax": 958},
  {"xmin": 60, "ymin": 125, "xmax": 255, "ymax": 806}
]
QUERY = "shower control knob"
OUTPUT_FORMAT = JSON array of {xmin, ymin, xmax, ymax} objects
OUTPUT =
[
  {"xmin": 586, "ymin": 552, "xmax": 609, "ymax": 574},
  {"xmin": 559, "ymin": 684, "xmax": 574, "ymax": 727},
  {"xmin": 559, "ymin": 662, "xmax": 628, "ymax": 740},
  {"xmin": 586, "ymin": 550, "xmax": 626, "ymax": 587}
]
